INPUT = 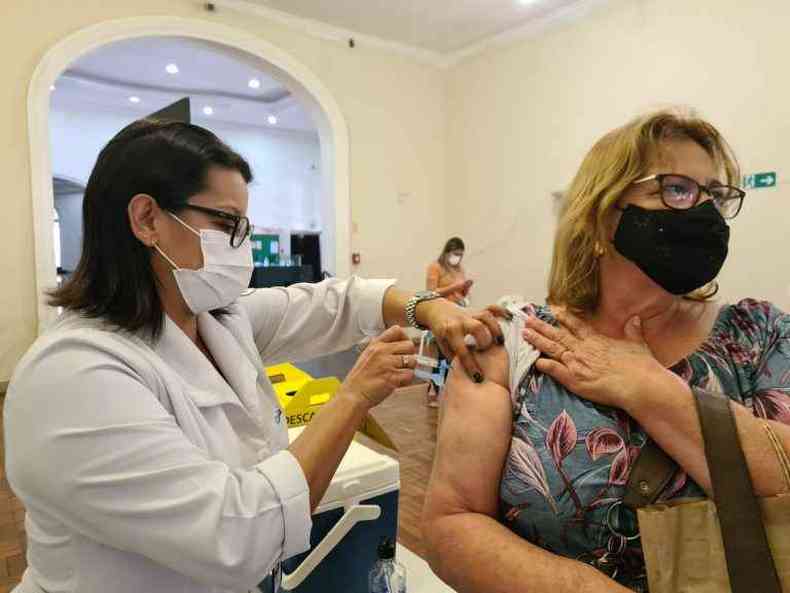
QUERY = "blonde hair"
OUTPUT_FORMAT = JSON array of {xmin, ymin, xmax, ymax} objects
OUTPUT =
[{"xmin": 547, "ymin": 109, "xmax": 740, "ymax": 313}]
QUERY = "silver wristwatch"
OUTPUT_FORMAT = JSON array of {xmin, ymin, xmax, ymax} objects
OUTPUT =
[{"xmin": 405, "ymin": 290, "xmax": 441, "ymax": 330}]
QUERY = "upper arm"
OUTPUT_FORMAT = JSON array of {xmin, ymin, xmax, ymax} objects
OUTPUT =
[
  {"xmin": 426, "ymin": 263, "xmax": 440, "ymax": 290},
  {"xmin": 424, "ymin": 346, "xmax": 511, "ymax": 521},
  {"xmin": 239, "ymin": 277, "xmax": 393, "ymax": 364}
]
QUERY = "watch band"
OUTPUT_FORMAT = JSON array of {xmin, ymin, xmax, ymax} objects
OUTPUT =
[{"xmin": 406, "ymin": 291, "xmax": 441, "ymax": 330}]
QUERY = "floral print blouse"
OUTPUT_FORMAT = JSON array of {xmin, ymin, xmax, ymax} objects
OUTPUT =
[{"xmin": 499, "ymin": 299, "xmax": 790, "ymax": 590}]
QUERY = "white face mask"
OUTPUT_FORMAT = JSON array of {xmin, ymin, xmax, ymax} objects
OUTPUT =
[
  {"xmin": 447, "ymin": 254, "xmax": 463, "ymax": 267},
  {"xmin": 154, "ymin": 213, "xmax": 253, "ymax": 314}
]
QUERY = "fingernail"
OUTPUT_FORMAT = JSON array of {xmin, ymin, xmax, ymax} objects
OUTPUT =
[
  {"xmin": 496, "ymin": 335, "xmax": 505, "ymax": 345},
  {"xmin": 473, "ymin": 372, "xmax": 484, "ymax": 383}
]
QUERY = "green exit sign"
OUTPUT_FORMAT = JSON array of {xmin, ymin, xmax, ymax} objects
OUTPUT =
[{"xmin": 743, "ymin": 172, "xmax": 777, "ymax": 189}]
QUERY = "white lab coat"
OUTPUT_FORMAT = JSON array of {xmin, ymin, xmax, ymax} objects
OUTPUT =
[{"xmin": 4, "ymin": 277, "xmax": 393, "ymax": 593}]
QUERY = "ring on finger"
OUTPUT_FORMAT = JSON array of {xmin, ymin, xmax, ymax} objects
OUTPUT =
[{"xmin": 401, "ymin": 355, "xmax": 409, "ymax": 369}]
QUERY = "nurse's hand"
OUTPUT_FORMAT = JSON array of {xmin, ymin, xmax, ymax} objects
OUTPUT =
[
  {"xmin": 342, "ymin": 326, "xmax": 417, "ymax": 408},
  {"xmin": 417, "ymin": 301, "xmax": 507, "ymax": 383}
]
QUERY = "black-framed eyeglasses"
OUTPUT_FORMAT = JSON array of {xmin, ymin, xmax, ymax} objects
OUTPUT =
[
  {"xmin": 181, "ymin": 204, "xmax": 252, "ymax": 248},
  {"xmin": 633, "ymin": 173, "xmax": 745, "ymax": 220}
]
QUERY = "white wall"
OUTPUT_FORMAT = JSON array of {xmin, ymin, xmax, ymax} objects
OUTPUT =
[
  {"xmin": 446, "ymin": 0, "xmax": 790, "ymax": 310},
  {"xmin": 49, "ymin": 106, "xmax": 321, "ymax": 234},
  {"xmin": 197, "ymin": 117, "xmax": 322, "ymax": 234}
]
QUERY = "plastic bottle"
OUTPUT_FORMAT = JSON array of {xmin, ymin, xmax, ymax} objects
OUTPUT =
[{"xmin": 369, "ymin": 537, "xmax": 406, "ymax": 593}]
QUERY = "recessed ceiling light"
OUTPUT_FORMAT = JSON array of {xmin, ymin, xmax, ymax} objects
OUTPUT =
[
  {"xmin": 517, "ymin": 0, "xmax": 537, "ymax": 4},
  {"xmin": 165, "ymin": 63, "xmax": 179, "ymax": 74},
  {"xmin": 267, "ymin": 115, "xmax": 278, "ymax": 125},
  {"xmin": 49, "ymin": 84, "xmax": 56, "ymax": 91},
  {"xmin": 129, "ymin": 96, "xmax": 141, "ymax": 103},
  {"xmin": 248, "ymin": 78, "xmax": 261, "ymax": 89},
  {"xmin": 203, "ymin": 106, "xmax": 214, "ymax": 116}
]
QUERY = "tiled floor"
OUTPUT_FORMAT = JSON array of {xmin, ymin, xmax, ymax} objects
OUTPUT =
[{"xmin": 0, "ymin": 381, "xmax": 438, "ymax": 591}]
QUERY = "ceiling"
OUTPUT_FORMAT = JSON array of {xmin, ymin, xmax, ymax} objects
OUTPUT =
[
  {"xmin": 246, "ymin": 0, "xmax": 588, "ymax": 54},
  {"xmin": 51, "ymin": 37, "xmax": 316, "ymax": 132},
  {"xmin": 49, "ymin": 2, "xmax": 600, "ymax": 127}
]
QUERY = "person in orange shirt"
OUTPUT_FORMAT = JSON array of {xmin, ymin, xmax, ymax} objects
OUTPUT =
[
  {"xmin": 426, "ymin": 237, "xmax": 473, "ymax": 306},
  {"xmin": 424, "ymin": 237, "xmax": 474, "ymax": 406}
]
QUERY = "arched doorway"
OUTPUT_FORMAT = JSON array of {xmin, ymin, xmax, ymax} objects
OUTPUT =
[{"xmin": 28, "ymin": 16, "xmax": 350, "ymax": 331}]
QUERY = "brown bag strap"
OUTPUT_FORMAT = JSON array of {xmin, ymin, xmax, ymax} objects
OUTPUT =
[
  {"xmin": 693, "ymin": 387, "xmax": 781, "ymax": 593},
  {"xmin": 623, "ymin": 437, "xmax": 677, "ymax": 509}
]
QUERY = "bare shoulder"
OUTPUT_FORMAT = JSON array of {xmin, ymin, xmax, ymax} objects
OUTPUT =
[{"xmin": 430, "ymin": 346, "xmax": 512, "ymax": 517}]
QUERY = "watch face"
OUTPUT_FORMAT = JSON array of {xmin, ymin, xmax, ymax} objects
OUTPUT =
[{"xmin": 416, "ymin": 290, "xmax": 437, "ymax": 299}]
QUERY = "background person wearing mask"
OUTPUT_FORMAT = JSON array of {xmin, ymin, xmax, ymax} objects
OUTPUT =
[
  {"xmin": 4, "ymin": 120, "xmax": 504, "ymax": 593},
  {"xmin": 426, "ymin": 237, "xmax": 473, "ymax": 306},
  {"xmin": 423, "ymin": 237, "xmax": 474, "ymax": 405}
]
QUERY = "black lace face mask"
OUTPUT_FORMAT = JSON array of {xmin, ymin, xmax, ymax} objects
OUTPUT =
[{"xmin": 613, "ymin": 201, "xmax": 730, "ymax": 295}]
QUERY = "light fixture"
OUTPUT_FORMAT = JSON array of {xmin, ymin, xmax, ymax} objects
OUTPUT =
[
  {"xmin": 517, "ymin": 0, "xmax": 538, "ymax": 4},
  {"xmin": 129, "ymin": 96, "xmax": 141, "ymax": 103},
  {"xmin": 248, "ymin": 78, "xmax": 261, "ymax": 89},
  {"xmin": 203, "ymin": 105, "xmax": 214, "ymax": 116},
  {"xmin": 49, "ymin": 84, "xmax": 56, "ymax": 91},
  {"xmin": 267, "ymin": 114, "xmax": 278, "ymax": 125},
  {"xmin": 165, "ymin": 63, "xmax": 179, "ymax": 74}
]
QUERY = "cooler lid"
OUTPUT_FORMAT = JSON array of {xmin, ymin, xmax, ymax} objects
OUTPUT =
[{"xmin": 289, "ymin": 427, "xmax": 400, "ymax": 507}]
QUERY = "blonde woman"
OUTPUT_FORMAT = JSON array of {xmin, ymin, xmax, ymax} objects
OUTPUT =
[{"xmin": 423, "ymin": 110, "xmax": 790, "ymax": 592}]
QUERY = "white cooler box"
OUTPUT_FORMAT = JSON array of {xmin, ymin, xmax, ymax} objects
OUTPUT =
[{"xmin": 280, "ymin": 428, "xmax": 400, "ymax": 593}]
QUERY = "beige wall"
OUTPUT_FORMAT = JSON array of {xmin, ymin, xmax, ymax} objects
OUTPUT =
[
  {"xmin": 0, "ymin": 1, "xmax": 447, "ymax": 381},
  {"xmin": 446, "ymin": 0, "xmax": 790, "ymax": 309},
  {"xmin": 5, "ymin": 0, "xmax": 790, "ymax": 381}
]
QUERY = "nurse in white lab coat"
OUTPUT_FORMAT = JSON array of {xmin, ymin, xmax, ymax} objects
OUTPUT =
[{"xmin": 4, "ymin": 120, "xmax": 504, "ymax": 593}]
